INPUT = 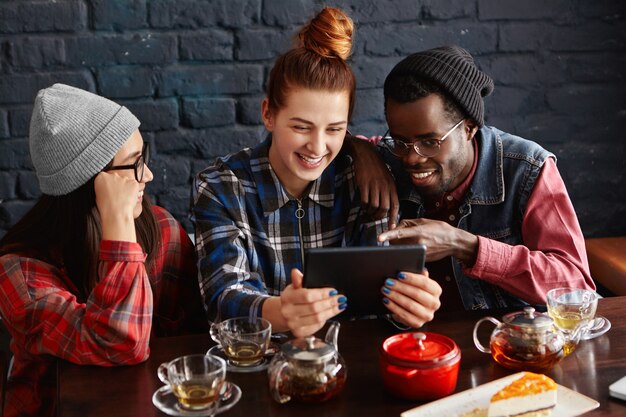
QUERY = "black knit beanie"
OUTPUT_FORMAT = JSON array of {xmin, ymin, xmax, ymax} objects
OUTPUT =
[{"xmin": 385, "ymin": 45, "xmax": 494, "ymax": 126}]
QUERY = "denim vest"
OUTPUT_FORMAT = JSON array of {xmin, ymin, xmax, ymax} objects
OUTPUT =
[{"xmin": 385, "ymin": 126, "xmax": 554, "ymax": 310}]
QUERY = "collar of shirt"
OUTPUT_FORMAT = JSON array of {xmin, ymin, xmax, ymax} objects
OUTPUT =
[
  {"xmin": 250, "ymin": 135, "xmax": 337, "ymax": 217},
  {"xmin": 424, "ymin": 139, "xmax": 479, "ymax": 214}
]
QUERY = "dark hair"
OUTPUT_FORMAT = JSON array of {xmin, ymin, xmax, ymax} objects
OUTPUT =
[
  {"xmin": 384, "ymin": 74, "xmax": 465, "ymax": 124},
  {"xmin": 266, "ymin": 7, "xmax": 356, "ymax": 119},
  {"xmin": 0, "ymin": 179, "xmax": 160, "ymax": 302}
]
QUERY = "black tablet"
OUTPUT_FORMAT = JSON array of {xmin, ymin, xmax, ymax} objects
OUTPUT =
[{"xmin": 303, "ymin": 245, "xmax": 427, "ymax": 316}]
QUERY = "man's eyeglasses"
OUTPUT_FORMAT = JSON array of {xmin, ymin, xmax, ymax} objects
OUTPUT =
[
  {"xmin": 103, "ymin": 142, "xmax": 150, "ymax": 182},
  {"xmin": 380, "ymin": 119, "xmax": 465, "ymax": 158}
]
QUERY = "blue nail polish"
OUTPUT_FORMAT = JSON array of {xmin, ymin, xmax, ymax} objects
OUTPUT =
[
  {"xmin": 329, "ymin": 290, "xmax": 338, "ymax": 296},
  {"xmin": 382, "ymin": 287, "xmax": 391, "ymax": 295},
  {"xmin": 385, "ymin": 278, "xmax": 395, "ymax": 287},
  {"xmin": 382, "ymin": 298, "xmax": 390, "ymax": 305},
  {"xmin": 338, "ymin": 296, "xmax": 347, "ymax": 303},
  {"xmin": 397, "ymin": 272, "xmax": 406, "ymax": 280},
  {"xmin": 339, "ymin": 303, "xmax": 348, "ymax": 310}
]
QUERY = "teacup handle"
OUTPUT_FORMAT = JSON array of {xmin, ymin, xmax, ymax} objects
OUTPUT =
[
  {"xmin": 157, "ymin": 363, "xmax": 170, "ymax": 386},
  {"xmin": 209, "ymin": 322, "xmax": 222, "ymax": 347},
  {"xmin": 473, "ymin": 316, "xmax": 500, "ymax": 354}
]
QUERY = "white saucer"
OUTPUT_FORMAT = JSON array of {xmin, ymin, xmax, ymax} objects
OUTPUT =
[
  {"xmin": 580, "ymin": 316, "xmax": 611, "ymax": 340},
  {"xmin": 152, "ymin": 382, "xmax": 241, "ymax": 417},
  {"xmin": 206, "ymin": 345, "xmax": 270, "ymax": 373}
]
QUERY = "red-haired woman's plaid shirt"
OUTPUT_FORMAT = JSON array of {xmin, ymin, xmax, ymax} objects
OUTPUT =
[{"xmin": 0, "ymin": 206, "xmax": 206, "ymax": 417}]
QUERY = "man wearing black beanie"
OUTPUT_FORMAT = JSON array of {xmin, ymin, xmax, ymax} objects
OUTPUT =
[{"xmin": 373, "ymin": 46, "xmax": 595, "ymax": 312}]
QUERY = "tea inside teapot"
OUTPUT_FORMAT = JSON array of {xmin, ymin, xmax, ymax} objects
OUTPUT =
[
  {"xmin": 473, "ymin": 307, "xmax": 573, "ymax": 372},
  {"xmin": 268, "ymin": 321, "xmax": 347, "ymax": 403},
  {"xmin": 282, "ymin": 357, "xmax": 345, "ymax": 402}
]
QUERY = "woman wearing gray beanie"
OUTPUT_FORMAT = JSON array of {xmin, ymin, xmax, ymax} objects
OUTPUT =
[{"xmin": 0, "ymin": 84, "xmax": 207, "ymax": 417}]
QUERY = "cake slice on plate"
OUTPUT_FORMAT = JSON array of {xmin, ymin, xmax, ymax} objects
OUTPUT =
[{"xmin": 488, "ymin": 372, "xmax": 557, "ymax": 417}]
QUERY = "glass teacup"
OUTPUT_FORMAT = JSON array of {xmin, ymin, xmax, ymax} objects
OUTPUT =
[
  {"xmin": 546, "ymin": 287, "xmax": 599, "ymax": 355},
  {"xmin": 157, "ymin": 354, "xmax": 226, "ymax": 411},
  {"xmin": 210, "ymin": 317, "xmax": 272, "ymax": 367}
]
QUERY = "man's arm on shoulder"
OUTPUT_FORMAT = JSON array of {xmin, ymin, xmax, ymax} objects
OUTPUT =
[{"xmin": 343, "ymin": 135, "xmax": 399, "ymax": 228}]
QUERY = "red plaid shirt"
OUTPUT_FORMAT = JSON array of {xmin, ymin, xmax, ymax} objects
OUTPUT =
[{"xmin": 0, "ymin": 206, "xmax": 206, "ymax": 417}]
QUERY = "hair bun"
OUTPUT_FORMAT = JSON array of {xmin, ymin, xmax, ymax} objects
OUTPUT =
[{"xmin": 297, "ymin": 7, "xmax": 353, "ymax": 60}]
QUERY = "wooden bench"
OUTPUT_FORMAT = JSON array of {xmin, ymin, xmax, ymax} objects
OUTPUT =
[{"xmin": 586, "ymin": 237, "xmax": 626, "ymax": 296}]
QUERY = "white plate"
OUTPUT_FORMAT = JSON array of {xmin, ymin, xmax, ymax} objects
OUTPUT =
[
  {"xmin": 609, "ymin": 375, "xmax": 626, "ymax": 401},
  {"xmin": 401, "ymin": 372, "xmax": 599, "ymax": 417}
]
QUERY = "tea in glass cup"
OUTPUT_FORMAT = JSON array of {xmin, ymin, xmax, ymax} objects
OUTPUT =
[
  {"xmin": 210, "ymin": 317, "xmax": 272, "ymax": 367},
  {"xmin": 546, "ymin": 288, "xmax": 599, "ymax": 355},
  {"xmin": 157, "ymin": 354, "xmax": 226, "ymax": 411}
]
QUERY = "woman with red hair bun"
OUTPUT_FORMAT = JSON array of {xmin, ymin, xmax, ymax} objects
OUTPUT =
[{"xmin": 193, "ymin": 7, "xmax": 442, "ymax": 337}]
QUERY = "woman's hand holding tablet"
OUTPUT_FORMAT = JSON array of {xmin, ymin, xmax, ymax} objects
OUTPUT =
[{"xmin": 303, "ymin": 245, "xmax": 440, "ymax": 324}]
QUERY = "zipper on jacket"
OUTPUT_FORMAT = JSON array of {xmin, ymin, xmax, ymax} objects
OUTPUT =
[{"xmin": 295, "ymin": 199, "xmax": 306, "ymax": 269}]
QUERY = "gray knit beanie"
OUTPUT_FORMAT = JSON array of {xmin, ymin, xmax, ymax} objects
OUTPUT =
[
  {"xmin": 384, "ymin": 45, "xmax": 494, "ymax": 126},
  {"xmin": 29, "ymin": 83, "xmax": 140, "ymax": 196}
]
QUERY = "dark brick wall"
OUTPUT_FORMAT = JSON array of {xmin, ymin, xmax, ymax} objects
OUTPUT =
[{"xmin": 0, "ymin": 0, "xmax": 624, "ymax": 237}]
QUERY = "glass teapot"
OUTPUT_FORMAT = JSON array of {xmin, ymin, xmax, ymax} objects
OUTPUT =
[
  {"xmin": 268, "ymin": 321, "xmax": 346, "ymax": 403},
  {"xmin": 473, "ymin": 306, "xmax": 582, "ymax": 372}
]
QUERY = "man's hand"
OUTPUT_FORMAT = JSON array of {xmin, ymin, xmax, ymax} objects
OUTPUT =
[
  {"xmin": 381, "ymin": 270, "xmax": 441, "ymax": 328},
  {"xmin": 279, "ymin": 269, "xmax": 347, "ymax": 338},
  {"xmin": 344, "ymin": 135, "xmax": 399, "ymax": 228},
  {"xmin": 378, "ymin": 218, "xmax": 479, "ymax": 265}
]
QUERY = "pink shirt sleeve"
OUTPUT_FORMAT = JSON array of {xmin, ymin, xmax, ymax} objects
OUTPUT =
[{"xmin": 464, "ymin": 157, "xmax": 595, "ymax": 304}]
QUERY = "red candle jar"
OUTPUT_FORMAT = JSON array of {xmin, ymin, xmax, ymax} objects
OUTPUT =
[{"xmin": 379, "ymin": 332, "xmax": 461, "ymax": 401}]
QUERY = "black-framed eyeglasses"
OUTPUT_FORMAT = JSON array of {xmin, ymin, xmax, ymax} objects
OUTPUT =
[
  {"xmin": 380, "ymin": 119, "xmax": 465, "ymax": 158},
  {"xmin": 104, "ymin": 142, "xmax": 150, "ymax": 182}
]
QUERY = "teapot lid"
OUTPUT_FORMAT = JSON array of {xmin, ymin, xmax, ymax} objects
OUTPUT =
[
  {"xmin": 380, "ymin": 332, "xmax": 460, "ymax": 369},
  {"xmin": 503, "ymin": 306, "xmax": 553, "ymax": 328},
  {"xmin": 282, "ymin": 335, "xmax": 334, "ymax": 363}
]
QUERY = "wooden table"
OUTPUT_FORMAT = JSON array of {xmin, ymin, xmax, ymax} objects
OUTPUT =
[{"xmin": 58, "ymin": 297, "xmax": 626, "ymax": 416}]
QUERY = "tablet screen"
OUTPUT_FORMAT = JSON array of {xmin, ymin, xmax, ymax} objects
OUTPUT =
[{"xmin": 303, "ymin": 245, "xmax": 426, "ymax": 317}]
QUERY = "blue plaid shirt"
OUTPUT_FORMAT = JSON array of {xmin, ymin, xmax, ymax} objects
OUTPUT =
[{"xmin": 193, "ymin": 136, "xmax": 386, "ymax": 321}]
